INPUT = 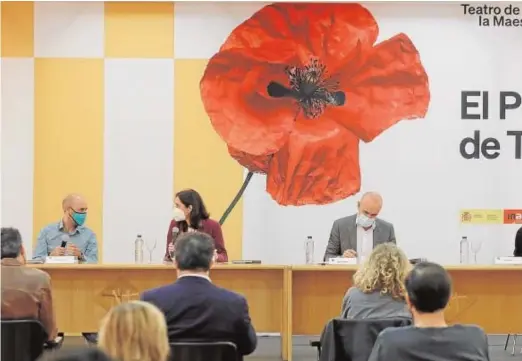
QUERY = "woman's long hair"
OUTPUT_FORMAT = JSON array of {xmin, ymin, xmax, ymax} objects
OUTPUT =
[
  {"xmin": 176, "ymin": 189, "xmax": 210, "ymax": 232},
  {"xmin": 353, "ymin": 243, "xmax": 410, "ymax": 300},
  {"xmin": 515, "ymin": 226, "xmax": 522, "ymax": 257},
  {"xmin": 98, "ymin": 301, "xmax": 169, "ymax": 361}
]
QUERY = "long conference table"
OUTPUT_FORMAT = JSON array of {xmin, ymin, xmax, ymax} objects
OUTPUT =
[{"xmin": 30, "ymin": 264, "xmax": 522, "ymax": 361}]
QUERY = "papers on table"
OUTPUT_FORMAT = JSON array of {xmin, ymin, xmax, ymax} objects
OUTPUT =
[
  {"xmin": 494, "ymin": 257, "xmax": 522, "ymax": 265},
  {"xmin": 327, "ymin": 257, "xmax": 357, "ymax": 265},
  {"xmin": 45, "ymin": 256, "xmax": 78, "ymax": 264}
]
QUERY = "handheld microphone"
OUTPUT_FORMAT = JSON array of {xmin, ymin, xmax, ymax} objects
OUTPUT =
[
  {"xmin": 172, "ymin": 227, "xmax": 179, "ymax": 240},
  {"xmin": 60, "ymin": 235, "xmax": 70, "ymax": 248},
  {"xmin": 170, "ymin": 227, "xmax": 180, "ymax": 258}
]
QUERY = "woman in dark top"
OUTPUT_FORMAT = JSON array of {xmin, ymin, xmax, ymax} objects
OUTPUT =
[
  {"xmin": 515, "ymin": 226, "xmax": 522, "ymax": 257},
  {"xmin": 163, "ymin": 189, "xmax": 228, "ymax": 263}
]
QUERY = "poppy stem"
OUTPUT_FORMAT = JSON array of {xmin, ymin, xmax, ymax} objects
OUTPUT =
[{"xmin": 219, "ymin": 171, "xmax": 254, "ymax": 226}]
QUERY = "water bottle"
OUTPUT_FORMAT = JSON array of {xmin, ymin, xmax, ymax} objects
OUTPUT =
[
  {"xmin": 460, "ymin": 236, "xmax": 469, "ymax": 264},
  {"xmin": 135, "ymin": 234, "xmax": 144, "ymax": 264},
  {"xmin": 305, "ymin": 236, "xmax": 315, "ymax": 264}
]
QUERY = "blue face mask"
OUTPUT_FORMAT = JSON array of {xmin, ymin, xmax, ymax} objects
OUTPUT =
[{"xmin": 71, "ymin": 211, "xmax": 87, "ymax": 226}]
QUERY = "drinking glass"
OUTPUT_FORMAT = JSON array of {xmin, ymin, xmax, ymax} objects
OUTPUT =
[
  {"xmin": 145, "ymin": 239, "xmax": 157, "ymax": 264},
  {"xmin": 471, "ymin": 239, "xmax": 482, "ymax": 264}
]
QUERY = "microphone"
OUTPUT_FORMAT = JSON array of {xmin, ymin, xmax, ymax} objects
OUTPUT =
[{"xmin": 60, "ymin": 234, "xmax": 70, "ymax": 248}]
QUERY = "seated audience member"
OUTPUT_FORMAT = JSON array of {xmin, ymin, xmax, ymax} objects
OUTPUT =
[
  {"xmin": 99, "ymin": 301, "xmax": 169, "ymax": 361},
  {"xmin": 39, "ymin": 347, "xmax": 113, "ymax": 361},
  {"xmin": 33, "ymin": 194, "xmax": 98, "ymax": 263},
  {"xmin": 144, "ymin": 232, "xmax": 257, "ymax": 356},
  {"xmin": 341, "ymin": 243, "xmax": 411, "ymax": 319},
  {"xmin": 163, "ymin": 189, "xmax": 228, "ymax": 263},
  {"xmin": 1, "ymin": 227, "xmax": 57, "ymax": 341},
  {"xmin": 368, "ymin": 262, "xmax": 490, "ymax": 361},
  {"xmin": 514, "ymin": 226, "xmax": 522, "ymax": 257}
]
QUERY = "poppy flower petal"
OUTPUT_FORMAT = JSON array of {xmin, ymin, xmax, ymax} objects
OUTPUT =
[
  {"xmin": 266, "ymin": 119, "xmax": 361, "ymax": 206},
  {"xmin": 228, "ymin": 146, "xmax": 271, "ymax": 174},
  {"xmin": 221, "ymin": 3, "xmax": 379, "ymax": 70},
  {"xmin": 201, "ymin": 49, "xmax": 297, "ymax": 156},
  {"xmin": 332, "ymin": 33, "xmax": 430, "ymax": 142}
]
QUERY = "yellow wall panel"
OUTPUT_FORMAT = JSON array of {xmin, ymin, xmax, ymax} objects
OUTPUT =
[
  {"xmin": 174, "ymin": 59, "xmax": 244, "ymax": 260},
  {"xmin": 1, "ymin": 2, "xmax": 34, "ymax": 57},
  {"xmin": 105, "ymin": 2, "xmax": 174, "ymax": 58},
  {"xmin": 33, "ymin": 59, "xmax": 104, "ymax": 260}
]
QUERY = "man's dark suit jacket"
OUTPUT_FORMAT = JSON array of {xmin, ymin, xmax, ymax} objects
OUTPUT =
[{"xmin": 141, "ymin": 275, "xmax": 257, "ymax": 356}]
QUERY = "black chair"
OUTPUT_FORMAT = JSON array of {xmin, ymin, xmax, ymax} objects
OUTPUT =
[
  {"xmin": 169, "ymin": 341, "xmax": 238, "ymax": 361},
  {"xmin": 1, "ymin": 319, "xmax": 64, "ymax": 361},
  {"xmin": 310, "ymin": 317, "xmax": 412, "ymax": 361}
]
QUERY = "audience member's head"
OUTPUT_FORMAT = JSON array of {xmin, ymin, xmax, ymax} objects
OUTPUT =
[
  {"xmin": 99, "ymin": 301, "xmax": 169, "ymax": 361},
  {"xmin": 39, "ymin": 347, "xmax": 113, "ymax": 361},
  {"xmin": 405, "ymin": 262, "xmax": 452, "ymax": 319},
  {"xmin": 174, "ymin": 232, "xmax": 216, "ymax": 275},
  {"xmin": 353, "ymin": 243, "xmax": 409, "ymax": 299},
  {"xmin": 1, "ymin": 227, "xmax": 26, "ymax": 263}
]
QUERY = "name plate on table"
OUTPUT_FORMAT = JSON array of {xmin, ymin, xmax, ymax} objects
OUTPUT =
[
  {"xmin": 494, "ymin": 257, "xmax": 522, "ymax": 265},
  {"xmin": 45, "ymin": 256, "xmax": 78, "ymax": 264},
  {"xmin": 327, "ymin": 257, "xmax": 357, "ymax": 265}
]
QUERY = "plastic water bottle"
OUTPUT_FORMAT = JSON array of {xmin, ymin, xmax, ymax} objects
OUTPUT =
[
  {"xmin": 135, "ymin": 234, "xmax": 144, "ymax": 264},
  {"xmin": 305, "ymin": 236, "xmax": 314, "ymax": 264},
  {"xmin": 460, "ymin": 236, "xmax": 469, "ymax": 264}
]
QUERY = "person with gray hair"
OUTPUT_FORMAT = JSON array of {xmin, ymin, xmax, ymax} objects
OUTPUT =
[
  {"xmin": 33, "ymin": 193, "xmax": 98, "ymax": 263},
  {"xmin": 324, "ymin": 191, "xmax": 396, "ymax": 262},
  {"xmin": 141, "ymin": 232, "xmax": 257, "ymax": 357},
  {"xmin": 1, "ymin": 227, "xmax": 58, "ymax": 341}
]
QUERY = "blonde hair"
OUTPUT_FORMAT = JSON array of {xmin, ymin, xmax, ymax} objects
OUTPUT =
[
  {"xmin": 99, "ymin": 301, "xmax": 169, "ymax": 361},
  {"xmin": 353, "ymin": 243, "xmax": 409, "ymax": 299}
]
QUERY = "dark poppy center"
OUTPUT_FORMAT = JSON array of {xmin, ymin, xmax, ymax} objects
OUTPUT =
[{"xmin": 267, "ymin": 58, "xmax": 345, "ymax": 119}]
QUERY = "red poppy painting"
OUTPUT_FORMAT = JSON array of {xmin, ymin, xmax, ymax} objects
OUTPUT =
[{"xmin": 200, "ymin": 3, "xmax": 430, "ymax": 221}]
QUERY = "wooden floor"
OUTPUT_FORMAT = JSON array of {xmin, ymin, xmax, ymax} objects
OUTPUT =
[{"xmin": 43, "ymin": 335, "xmax": 522, "ymax": 361}]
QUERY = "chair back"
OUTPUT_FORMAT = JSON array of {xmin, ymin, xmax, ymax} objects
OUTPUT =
[
  {"xmin": 320, "ymin": 317, "xmax": 412, "ymax": 361},
  {"xmin": 1, "ymin": 319, "xmax": 48, "ymax": 361},
  {"xmin": 169, "ymin": 341, "xmax": 238, "ymax": 361}
]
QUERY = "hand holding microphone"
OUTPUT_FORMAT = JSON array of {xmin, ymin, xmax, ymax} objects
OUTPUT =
[
  {"xmin": 62, "ymin": 235, "xmax": 80, "ymax": 257},
  {"xmin": 169, "ymin": 227, "xmax": 180, "ymax": 259},
  {"xmin": 50, "ymin": 235, "xmax": 69, "ymax": 256}
]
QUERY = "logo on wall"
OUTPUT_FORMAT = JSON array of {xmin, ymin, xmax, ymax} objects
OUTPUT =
[
  {"xmin": 200, "ymin": 3, "xmax": 431, "ymax": 223},
  {"xmin": 460, "ymin": 209, "xmax": 522, "ymax": 224},
  {"xmin": 461, "ymin": 4, "xmax": 521, "ymax": 27},
  {"xmin": 504, "ymin": 209, "xmax": 522, "ymax": 224}
]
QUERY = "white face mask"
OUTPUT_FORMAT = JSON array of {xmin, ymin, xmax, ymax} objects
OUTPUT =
[
  {"xmin": 356, "ymin": 213, "xmax": 375, "ymax": 228},
  {"xmin": 173, "ymin": 207, "xmax": 186, "ymax": 222}
]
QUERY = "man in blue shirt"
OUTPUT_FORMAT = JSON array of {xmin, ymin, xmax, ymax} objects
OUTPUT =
[{"xmin": 33, "ymin": 194, "xmax": 98, "ymax": 263}]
